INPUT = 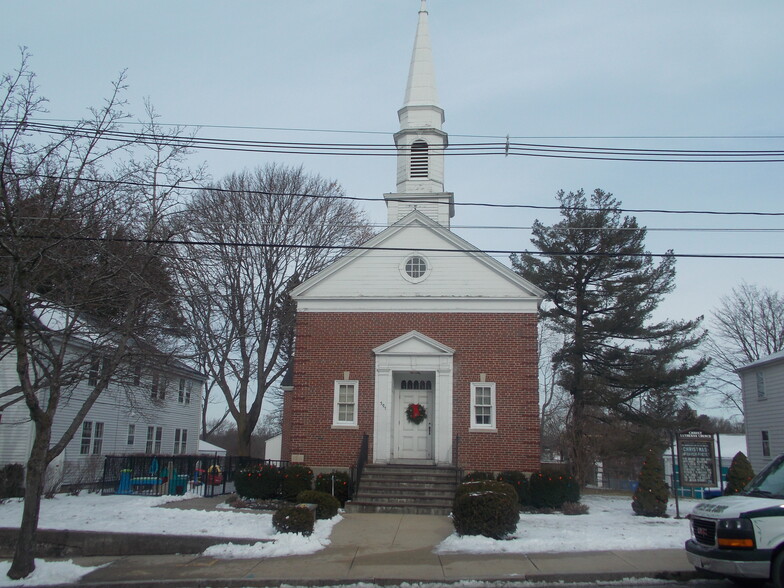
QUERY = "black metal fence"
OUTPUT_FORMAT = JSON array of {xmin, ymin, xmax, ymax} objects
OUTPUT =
[{"xmin": 101, "ymin": 454, "xmax": 288, "ymax": 497}]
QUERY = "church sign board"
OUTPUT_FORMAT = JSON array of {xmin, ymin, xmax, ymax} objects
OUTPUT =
[{"xmin": 677, "ymin": 430, "xmax": 717, "ymax": 488}]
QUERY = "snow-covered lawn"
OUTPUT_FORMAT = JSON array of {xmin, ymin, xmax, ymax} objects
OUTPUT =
[
  {"xmin": 0, "ymin": 490, "xmax": 699, "ymax": 586},
  {"xmin": 437, "ymin": 493, "xmax": 696, "ymax": 554}
]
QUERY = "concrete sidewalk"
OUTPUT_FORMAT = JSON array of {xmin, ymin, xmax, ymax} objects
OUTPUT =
[{"xmin": 67, "ymin": 511, "xmax": 698, "ymax": 587}]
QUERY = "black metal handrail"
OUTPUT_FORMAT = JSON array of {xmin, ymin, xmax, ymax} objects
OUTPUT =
[
  {"xmin": 350, "ymin": 434, "xmax": 369, "ymax": 496},
  {"xmin": 453, "ymin": 434, "xmax": 463, "ymax": 484}
]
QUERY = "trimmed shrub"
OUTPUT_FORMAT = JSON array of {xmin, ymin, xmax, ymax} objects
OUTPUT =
[
  {"xmin": 561, "ymin": 501, "xmax": 589, "ymax": 515},
  {"xmin": 0, "ymin": 464, "xmax": 24, "ymax": 499},
  {"xmin": 315, "ymin": 471, "xmax": 352, "ymax": 506},
  {"xmin": 452, "ymin": 487, "xmax": 520, "ymax": 539},
  {"xmin": 272, "ymin": 505, "xmax": 315, "ymax": 536},
  {"xmin": 234, "ymin": 464, "xmax": 282, "ymax": 499},
  {"xmin": 496, "ymin": 471, "xmax": 529, "ymax": 505},
  {"xmin": 632, "ymin": 449, "xmax": 669, "ymax": 517},
  {"xmin": 455, "ymin": 480, "xmax": 518, "ymax": 505},
  {"xmin": 724, "ymin": 451, "xmax": 755, "ymax": 496},
  {"xmin": 297, "ymin": 490, "xmax": 340, "ymax": 520},
  {"xmin": 528, "ymin": 472, "xmax": 580, "ymax": 509},
  {"xmin": 282, "ymin": 465, "xmax": 313, "ymax": 501},
  {"xmin": 462, "ymin": 471, "xmax": 494, "ymax": 483}
]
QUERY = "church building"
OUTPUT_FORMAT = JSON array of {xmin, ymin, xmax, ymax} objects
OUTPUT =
[{"xmin": 281, "ymin": 1, "xmax": 543, "ymax": 477}]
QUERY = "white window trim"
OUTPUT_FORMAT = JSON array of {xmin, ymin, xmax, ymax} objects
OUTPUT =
[
  {"xmin": 470, "ymin": 382, "xmax": 497, "ymax": 432},
  {"xmin": 332, "ymin": 380, "xmax": 359, "ymax": 429},
  {"xmin": 756, "ymin": 371, "xmax": 766, "ymax": 400},
  {"xmin": 399, "ymin": 253, "xmax": 432, "ymax": 284}
]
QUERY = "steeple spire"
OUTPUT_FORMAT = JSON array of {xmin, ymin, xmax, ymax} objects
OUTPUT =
[
  {"xmin": 402, "ymin": 0, "xmax": 440, "ymax": 114},
  {"xmin": 384, "ymin": 0, "xmax": 454, "ymax": 228}
]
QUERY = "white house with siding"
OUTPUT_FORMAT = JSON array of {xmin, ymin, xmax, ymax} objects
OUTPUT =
[
  {"xmin": 0, "ymin": 347, "xmax": 205, "ymax": 486},
  {"xmin": 737, "ymin": 349, "xmax": 784, "ymax": 471}
]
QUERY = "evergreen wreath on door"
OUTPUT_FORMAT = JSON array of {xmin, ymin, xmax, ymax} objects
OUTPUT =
[{"xmin": 406, "ymin": 403, "xmax": 427, "ymax": 424}]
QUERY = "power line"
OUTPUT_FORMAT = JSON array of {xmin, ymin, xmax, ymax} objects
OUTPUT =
[
  {"xmin": 30, "ymin": 118, "xmax": 784, "ymax": 141},
  {"xmin": 6, "ymin": 121, "xmax": 784, "ymax": 163},
  {"xmin": 22, "ymin": 174, "xmax": 784, "ymax": 217},
  {"xmin": 16, "ymin": 233, "xmax": 784, "ymax": 260}
]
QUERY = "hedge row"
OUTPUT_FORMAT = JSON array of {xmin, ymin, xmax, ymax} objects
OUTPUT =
[
  {"xmin": 463, "ymin": 470, "xmax": 579, "ymax": 509},
  {"xmin": 234, "ymin": 465, "xmax": 353, "ymax": 506}
]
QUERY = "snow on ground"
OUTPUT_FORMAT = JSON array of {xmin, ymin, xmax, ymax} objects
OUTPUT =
[
  {"xmin": 0, "ymin": 560, "xmax": 103, "ymax": 587},
  {"xmin": 0, "ymin": 490, "xmax": 276, "ymax": 539},
  {"xmin": 437, "ymin": 494, "xmax": 697, "ymax": 554},
  {"xmin": 0, "ymin": 490, "xmax": 700, "ymax": 585}
]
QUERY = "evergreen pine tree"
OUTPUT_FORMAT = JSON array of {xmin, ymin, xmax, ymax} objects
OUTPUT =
[
  {"xmin": 512, "ymin": 189, "xmax": 707, "ymax": 486},
  {"xmin": 724, "ymin": 451, "xmax": 755, "ymax": 495},
  {"xmin": 632, "ymin": 449, "xmax": 669, "ymax": 517}
]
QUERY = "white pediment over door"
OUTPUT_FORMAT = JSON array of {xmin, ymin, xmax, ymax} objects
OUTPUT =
[{"xmin": 373, "ymin": 331, "xmax": 455, "ymax": 357}]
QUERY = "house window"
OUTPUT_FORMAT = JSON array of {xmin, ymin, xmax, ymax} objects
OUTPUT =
[
  {"xmin": 762, "ymin": 431, "xmax": 770, "ymax": 457},
  {"xmin": 151, "ymin": 374, "xmax": 165, "ymax": 400},
  {"xmin": 146, "ymin": 425, "xmax": 163, "ymax": 454},
  {"xmin": 80, "ymin": 421, "xmax": 104, "ymax": 455},
  {"xmin": 80, "ymin": 422, "xmax": 92, "ymax": 454},
  {"xmin": 756, "ymin": 372, "xmax": 766, "ymax": 400},
  {"xmin": 174, "ymin": 428, "xmax": 188, "ymax": 454},
  {"xmin": 88, "ymin": 357, "xmax": 100, "ymax": 386},
  {"xmin": 127, "ymin": 424, "xmax": 135, "ymax": 446},
  {"xmin": 179, "ymin": 379, "xmax": 185, "ymax": 403},
  {"xmin": 333, "ymin": 380, "xmax": 358, "ymax": 427},
  {"xmin": 410, "ymin": 140, "xmax": 428, "ymax": 178},
  {"xmin": 470, "ymin": 382, "xmax": 496, "ymax": 430},
  {"xmin": 92, "ymin": 422, "xmax": 103, "ymax": 455},
  {"xmin": 185, "ymin": 381, "xmax": 192, "ymax": 404},
  {"xmin": 133, "ymin": 365, "xmax": 141, "ymax": 386}
]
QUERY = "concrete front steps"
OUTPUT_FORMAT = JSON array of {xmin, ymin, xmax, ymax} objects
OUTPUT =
[{"xmin": 345, "ymin": 463, "xmax": 459, "ymax": 515}]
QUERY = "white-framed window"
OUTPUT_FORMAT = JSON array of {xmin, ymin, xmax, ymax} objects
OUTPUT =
[
  {"xmin": 88, "ymin": 357, "xmax": 100, "ymax": 386},
  {"xmin": 756, "ymin": 371, "xmax": 766, "ymax": 400},
  {"xmin": 762, "ymin": 431, "xmax": 771, "ymax": 457},
  {"xmin": 80, "ymin": 421, "xmax": 104, "ymax": 455},
  {"xmin": 151, "ymin": 373, "xmax": 166, "ymax": 401},
  {"xmin": 146, "ymin": 425, "xmax": 163, "ymax": 454},
  {"xmin": 127, "ymin": 424, "xmax": 135, "ymax": 446},
  {"xmin": 178, "ymin": 378, "xmax": 185, "ymax": 403},
  {"xmin": 333, "ymin": 380, "xmax": 358, "ymax": 427},
  {"xmin": 399, "ymin": 253, "xmax": 432, "ymax": 283},
  {"xmin": 173, "ymin": 428, "xmax": 188, "ymax": 454},
  {"xmin": 185, "ymin": 381, "xmax": 192, "ymax": 404},
  {"xmin": 470, "ymin": 382, "xmax": 496, "ymax": 431}
]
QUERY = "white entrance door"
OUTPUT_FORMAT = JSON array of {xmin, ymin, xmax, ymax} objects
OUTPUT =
[{"xmin": 395, "ymin": 388, "xmax": 433, "ymax": 461}]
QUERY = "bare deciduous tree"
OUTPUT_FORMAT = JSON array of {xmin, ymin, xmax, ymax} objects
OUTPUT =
[
  {"xmin": 177, "ymin": 164, "xmax": 373, "ymax": 456},
  {"xmin": 0, "ymin": 53, "xmax": 196, "ymax": 579},
  {"xmin": 704, "ymin": 282, "xmax": 784, "ymax": 414}
]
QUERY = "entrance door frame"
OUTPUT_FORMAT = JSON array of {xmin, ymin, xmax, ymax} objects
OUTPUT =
[
  {"xmin": 393, "ymin": 374, "xmax": 435, "ymax": 462},
  {"xmin": 372, "ymin": 331, "xmax": 454, "ymax": 465}
]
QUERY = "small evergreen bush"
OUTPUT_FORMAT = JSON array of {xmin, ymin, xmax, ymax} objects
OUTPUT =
[
  {"xmin": 0, "ymin": 464, "xmax": 24, "ymax": 499},
  {"xmin": 282, "ymin": 465, "xmax": 313, "ymax": 501},
  {"xmin": 724, "ymin": 451, "xmax": 755, "ymax": 495},
  {"xmin": 631, "ymin": 449, "xmax": 669, "ymax": 517},
  {"xmin": 462, "ymin": 471, "xmax": 494, "ymax": 482},
  {"xmin": 272, "ymin": 505, "xmax": 315, "ymax": 536},
  {"xmin": 454, "ymin": 480, "xmax": 518, "ymax": 505},
  {"xmin": 234, "ymin": 464, "xmax": 282, "ymax": 499},
  {"xmin": 496, "ymin": 471, "xmax": 529, "ymax": 505},
  {"xmin": 528, "ymin": 472, "xmax": 580, "ymax": 509},
  {"xmin": 452, "ymin": 487, "xmax": 520, "ymax": 539},
  {"xmin": 297, "ymin": 490, "xmax": 340, "ymax": 519},
  {"xmin": 315, "ymin": 471, "xmax": 352, "ymax": 506}
]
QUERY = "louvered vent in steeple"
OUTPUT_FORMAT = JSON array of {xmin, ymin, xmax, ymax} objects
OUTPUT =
[{"xmin": 410, "ymin": 141, "xmax": 429, "ymax": 178}]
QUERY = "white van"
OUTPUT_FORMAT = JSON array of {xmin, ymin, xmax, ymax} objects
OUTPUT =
[{"xmin": 686, "ymin": 453, "xmax": 784, "ymax": 587}]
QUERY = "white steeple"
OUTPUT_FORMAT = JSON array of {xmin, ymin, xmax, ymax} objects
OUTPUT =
[{"xmin": 384, "ymin": 0, "xmax": 454, "ymax": 228}]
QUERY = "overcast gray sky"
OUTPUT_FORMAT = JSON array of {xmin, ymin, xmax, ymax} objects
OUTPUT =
[{"xmin": 4, "ymin": 1, "xmax": 784, "ymax": 415}]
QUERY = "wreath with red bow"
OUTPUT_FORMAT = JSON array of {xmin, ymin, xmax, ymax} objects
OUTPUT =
[{"xmin": 406, "ymin": 403, "xmax": 427, "ymax": 424}]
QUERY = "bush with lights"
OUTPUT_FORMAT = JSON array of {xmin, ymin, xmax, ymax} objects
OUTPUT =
[{"xmin": 631, "ymin": 448, "xmax": 669, "ymax": 517}]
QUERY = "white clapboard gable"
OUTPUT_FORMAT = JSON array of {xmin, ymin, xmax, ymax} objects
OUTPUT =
[{"xmin": 293, "ymin": 211, "xmax": 544, "ymax": 313}]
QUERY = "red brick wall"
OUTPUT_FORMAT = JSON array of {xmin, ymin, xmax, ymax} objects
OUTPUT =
[{"xmin": 283, "ymin": 312, "xmax": 540, "ymax": 473}]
